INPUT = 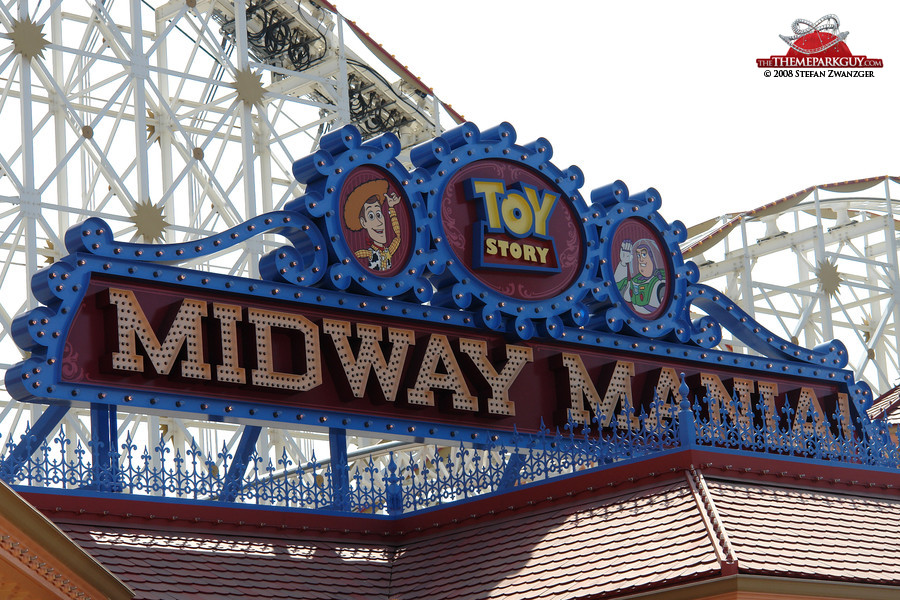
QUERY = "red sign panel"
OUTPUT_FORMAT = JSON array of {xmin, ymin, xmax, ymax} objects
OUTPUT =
[{"xmin": 61, "ymin": 275, "xmax": 853, "ymax": 438}]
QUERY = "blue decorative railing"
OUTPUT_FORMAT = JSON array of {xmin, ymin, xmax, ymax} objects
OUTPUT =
[{"xmin": 1, "ymin": 395, "xmax": 898, "ymax": 516}]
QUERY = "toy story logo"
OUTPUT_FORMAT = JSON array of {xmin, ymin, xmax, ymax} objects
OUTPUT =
[
  {"xmin": 464, "ymin": 178, "xmax": 560, "ymax": 273},
  {"xmin": 439, "ymin": 158, "xmax": 585, "ymax": 303}
]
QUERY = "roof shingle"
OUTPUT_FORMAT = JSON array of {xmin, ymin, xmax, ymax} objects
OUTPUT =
[
  {"xmin": 42, "ymin": 465, "xmax": 900, "ymax": 600},
  {"xmin": 708, "ymin": 479, "xmax": 900, "ymax": 584}
]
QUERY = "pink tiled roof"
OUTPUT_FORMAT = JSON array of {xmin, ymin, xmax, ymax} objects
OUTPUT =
[
  {"xmin": 389, "ymin": 480, "xmax": 721, "ymax": 600},
  {"xmin": 52, "ymin": 479, "xmax": 723, "ymax": 600},
  {"xmin": 41, "ymin": 459, "xmax": 900, "ymax": 600},
  {"xmin": 708, "ymin": 479, "xmax": 900, "ymax": 584},
  {"xmin": 869, "ymin": 385, "xmax": 900, "ymax": 424},
  {"xmin": 61, "ymin": 525, "xmax": 394, "ymax": 600}
]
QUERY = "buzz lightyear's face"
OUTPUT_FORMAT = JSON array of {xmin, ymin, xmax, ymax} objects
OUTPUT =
[
  {"xmin": 359, "ymin": 197, "xmax": 386, "ymax": 244},
  {"xmin": 636, "ymin": 245, "xmax": 654, "ymax": 277}
]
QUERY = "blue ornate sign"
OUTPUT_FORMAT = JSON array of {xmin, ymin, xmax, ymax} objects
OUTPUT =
[{"xmin": 6, "ymin": 122, "xmax": 874, "ymax": 447}]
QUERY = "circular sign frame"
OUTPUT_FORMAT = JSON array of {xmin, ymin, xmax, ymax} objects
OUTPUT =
[
  {"xmin": 411, "ymin": 122, "xmax": 600, "ymax": 338},
  {"xmin": 290, "ymin": 128, "xmax": 432, "ymax": 301}
]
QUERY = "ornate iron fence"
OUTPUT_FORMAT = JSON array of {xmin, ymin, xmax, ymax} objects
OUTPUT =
[{"xmin": 1, "ymin": 393, "xmax": 897, "ymax": 516}]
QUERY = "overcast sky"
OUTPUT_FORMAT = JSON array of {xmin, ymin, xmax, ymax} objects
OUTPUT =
[{"xmin": 334, "ymin": 1, "xmax": 898, "ymax": 226}]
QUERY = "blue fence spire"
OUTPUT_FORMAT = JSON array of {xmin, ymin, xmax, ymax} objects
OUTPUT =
[{"xmin": 0, "ymin": 387, "xmax": 897, "ymax": 516}]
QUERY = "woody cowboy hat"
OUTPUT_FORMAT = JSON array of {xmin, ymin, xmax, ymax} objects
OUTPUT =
[{"xmin": 344, "ymin": 179, "xmax": 389, "ymax": 231}]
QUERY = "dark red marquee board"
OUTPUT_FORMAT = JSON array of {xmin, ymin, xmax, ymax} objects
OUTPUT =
[{"xmin": 52, "ymin": 274, "xmax": 857, "ymax": 439}]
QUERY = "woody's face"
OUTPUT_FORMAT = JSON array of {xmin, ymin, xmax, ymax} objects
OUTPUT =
[{"xmin": 359, "ymin": 197, "xmax": 386, "ymax": 244}]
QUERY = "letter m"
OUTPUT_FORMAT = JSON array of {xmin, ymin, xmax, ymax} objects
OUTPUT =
[{"xmin": 106, "ymin": 288, "xmax": 210, "ymax": 379}]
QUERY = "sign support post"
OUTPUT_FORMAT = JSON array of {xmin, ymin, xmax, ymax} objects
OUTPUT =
[{"xmin": 329, "ymin": 428, "xmax": 350, "ymax": 512}]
